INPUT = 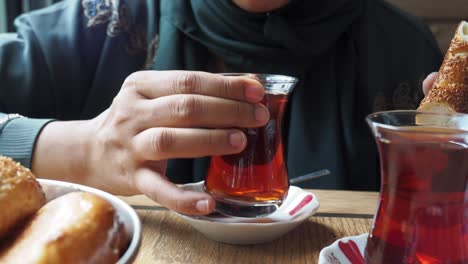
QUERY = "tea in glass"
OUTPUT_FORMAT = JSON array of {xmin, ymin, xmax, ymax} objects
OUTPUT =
[
  {"xmin": 365, "ymin": 111, "xmax": 468, "ymax": 264},
  {"xmin": 205, "ymin": 74, "xmax": 297, "ymax": 217}
]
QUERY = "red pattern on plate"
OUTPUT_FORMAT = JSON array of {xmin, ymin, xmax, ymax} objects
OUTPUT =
[
  {"xmin": 289, "ymin": 195, "xmax": 313, "ymax": 216},
  {"xmin": 338, "ymin": 240, "xmax": 365, "ymax": 264}
]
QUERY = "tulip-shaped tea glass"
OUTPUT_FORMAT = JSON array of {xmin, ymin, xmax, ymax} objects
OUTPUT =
[
  {"xmin": 365, "ymin": 110, "xmax": 468, "ymax": 263},
  {"xmin": 205, "ymin": 74, "xmax": 297, "ymax": 217}
]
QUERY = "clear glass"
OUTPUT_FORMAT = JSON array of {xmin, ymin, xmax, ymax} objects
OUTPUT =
[
  {"xmin": 365, "ymin": 110, "xmax": 468, "ymax": 263},
  {"xmin": 205, "ymin": 73, "xmax": 298, "ymax": 217}
]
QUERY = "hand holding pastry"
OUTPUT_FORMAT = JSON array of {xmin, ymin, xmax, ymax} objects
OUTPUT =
[{"xmin": 418, "ymin": 21, "xmax": 468, "ymax": 113}]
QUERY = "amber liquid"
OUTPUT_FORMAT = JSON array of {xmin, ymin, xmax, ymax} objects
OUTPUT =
[
  {"xmin": 205, "ymin": 93, "xmax": 289, "ymax": 203},
  {"xmin": 365, "ymin": 126, "xmax": 468, "ymax": 264}
]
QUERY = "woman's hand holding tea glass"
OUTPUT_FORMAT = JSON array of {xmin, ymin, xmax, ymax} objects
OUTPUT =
[{"xmin": 32, "ymin": 71, "xmax": 269, "ymax": 216}]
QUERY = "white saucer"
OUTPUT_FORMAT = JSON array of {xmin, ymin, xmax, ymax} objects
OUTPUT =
[
  {"xmin": 318, "ymin": 233, "xmax": 368, "ymax": 264},
  {"xmin": 173, "ymin": 181, "xmax": 320, "ymax": 245}
]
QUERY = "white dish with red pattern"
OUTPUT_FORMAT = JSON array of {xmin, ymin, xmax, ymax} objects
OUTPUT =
[
  {"xmin": 318, "ymin": 233, "xmax": 368, "ymax": 264},
  {"xmin": 174, "ymin": 181, "xmax": 320, "ymax": 245}
]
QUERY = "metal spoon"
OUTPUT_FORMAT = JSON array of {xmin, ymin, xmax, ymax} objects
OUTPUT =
[{"xmin": 290, "ymin": 169, "xmax": 331, "ymax": 185}]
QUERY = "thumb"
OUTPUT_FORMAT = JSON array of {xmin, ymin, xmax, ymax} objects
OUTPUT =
[
  {"xmin": 422, "ymin": 72, "xmax": 438, "ymax": 96},
  {"xmin": 134, "ymin": 168, "xmax": 215, "ymax": 215}
]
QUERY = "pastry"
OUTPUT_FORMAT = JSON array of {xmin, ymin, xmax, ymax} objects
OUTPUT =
[
  {"xmin": 418, "ymin": 21, "xmax": 468, "ymax": 114},
  {"xmin": 0, "ymin": 156, "xmax": 45, "ymax": 239},
  {"xmin": 0, "ymin": 191, "xmax": 127, "ymax": 264}
]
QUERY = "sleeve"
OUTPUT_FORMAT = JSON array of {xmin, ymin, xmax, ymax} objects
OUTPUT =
[
  {"xmin": 0, "ymin": 2, "xmax": 86, "ymax": 168},
  {"xmin": 0, "ymin": 114, "xmax": 54, "ymax": 168},
  {"xmin": 0, "ymin": 0, "xmax": 154, "ymax": 168}
]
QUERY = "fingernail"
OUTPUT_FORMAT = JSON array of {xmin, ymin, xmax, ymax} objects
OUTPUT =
[
  {"xmin": 229, "ymin": 132, "xmax": 245, "ymax": 148},
  {"xmin": 426, "ymin": 72, "xmax": 439, "ymax": 83},
  {"xmin": 245, "ymin": 84, "xmax": 264, "ymax": 102},
  {"xmin": 428, "ymin": 72, "xmax": 438, "ymax": 78},
  {"xmin": 196, "ymin": 199, "xmax": 210, "ymax": 213},
  {"xmin": 255, "ymin": 105, "xmax": 269, "ymax": 123}
]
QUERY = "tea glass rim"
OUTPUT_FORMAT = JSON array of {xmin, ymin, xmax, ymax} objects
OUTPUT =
[
  {"xmin": 221, "ymin": 73, "xmax": 298, "ymax": 95},
  {"xmin": 366, "ymin": 110, "xmax": 468, "ymax": 135},
  {"xmin": 221, "ymin": 73, "xmax": 298, "ymax": 84}
]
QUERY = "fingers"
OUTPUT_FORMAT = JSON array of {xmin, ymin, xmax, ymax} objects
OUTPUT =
[
  {"xmin": 124, "ymin": 71, "xmax": 265, "ymax": 103},
  {"xmin": 132, "ymin": 127, "xmax": 247, "ymax": 160},
  {"xmin": 135, "ymin": 168, "xmax": 215, "ymax": 215},
  {"xmin": 422, "ymin": 72, "xmax": 439, "ymax": 96},
  {"xmin": 136, "ymin": 94, "xmax": 269, "ymax": 129}
]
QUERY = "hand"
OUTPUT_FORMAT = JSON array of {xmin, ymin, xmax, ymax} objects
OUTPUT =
[
  {"xmin": 32, "ymin": 71, "xmax": 268, "ymax": 215},
  {"xmin": 422, "ymin": 72, "xmax": 439, "ymax": 96}
]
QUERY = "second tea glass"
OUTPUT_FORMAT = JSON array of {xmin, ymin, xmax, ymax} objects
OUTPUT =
[{"xmin": 365, "ymin": 110, "xmax": 468, "ymax": 263}]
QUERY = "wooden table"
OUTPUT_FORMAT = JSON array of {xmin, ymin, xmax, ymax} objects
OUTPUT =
[{"xmin": 120, "ymin": 190, "xmax": 379, "ymax": 264}]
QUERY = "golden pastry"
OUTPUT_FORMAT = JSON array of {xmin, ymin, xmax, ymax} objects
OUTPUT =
[
  {"xmin": 0, "ymin": 156, "xmax": 45, "ymax": 239},
  {"xmin": 0, "ymin": 192, "xmax": 127, "ymax": 264},
  {"xmin": 418, "ymin": 21, "xmax": 468, "ymax": 114}
]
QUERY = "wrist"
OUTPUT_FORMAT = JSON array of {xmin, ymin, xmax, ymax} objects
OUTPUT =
[{"xmin": 32, "ymin": 119, "xmax": 93, "ymax": 183}]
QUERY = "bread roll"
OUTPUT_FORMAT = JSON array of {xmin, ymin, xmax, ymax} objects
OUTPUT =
[
  {"xmin": 418, "ymin": 21, "xmax": 468, "ymax": 114},
  {"xmin": 0, "ymin": 192, "xmax": 127, "ymax": 264},
  {"xmin": 0, "ymin": 156, "xmax": 45, "ymax": 239}
]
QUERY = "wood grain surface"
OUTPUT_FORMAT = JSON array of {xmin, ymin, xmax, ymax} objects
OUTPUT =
[
  {"xmin": 120, "ymin": 190, "xmax": 379, "ymax": 264},
  {"xmin": 387, "ymin": 0, "xmax": 467, "ymax": 20},
  {"xmin": 428, "ymin": 22, "xmax": 461, "ymax": 53},
  {"xmin": 386, "ymin": 0, "xmax": 468, "ymax": 53}
]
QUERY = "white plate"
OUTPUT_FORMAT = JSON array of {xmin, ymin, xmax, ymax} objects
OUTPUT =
[
  {"xmin": 173, "ymin": 181, "xmax": 320, "ymax": 245},
  {"xmin": 318, "ymin": 233, "xmax": 368, "ymax": 264},
  {"xmin": 38, "ymin": 179, "xmax": 141, "ymax": 264}
]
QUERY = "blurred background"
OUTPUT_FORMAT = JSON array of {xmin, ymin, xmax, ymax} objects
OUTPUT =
[
  {"xmin": 0, "ymin": 0, "xmax": 466, "ymax": 52},
  {"xmin": 0, "ymin": 0, "xmax": 61, "ymax": 32}
]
